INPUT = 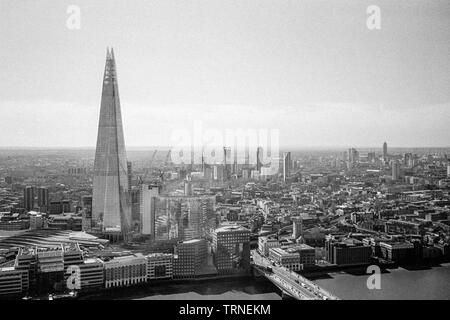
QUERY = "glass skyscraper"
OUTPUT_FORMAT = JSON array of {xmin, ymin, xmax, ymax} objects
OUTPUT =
[{"xmin": 92, "ymin": 48, "xmax": 131, "ymax": 233}]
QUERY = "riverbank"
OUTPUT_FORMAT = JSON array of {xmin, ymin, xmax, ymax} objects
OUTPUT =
[{"xmin": 78, "ymin": 276, "xmax": 282, "ymax": 300}]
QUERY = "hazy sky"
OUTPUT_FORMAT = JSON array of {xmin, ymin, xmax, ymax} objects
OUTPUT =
[{"xmin": 1, "ymin": 0, "xmax": 449, "ymax": 148}]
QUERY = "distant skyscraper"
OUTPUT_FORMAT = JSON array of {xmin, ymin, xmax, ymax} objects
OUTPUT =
[
  {"xmin": 256, "ymin": 147, "xmax": 263, "ymax": 172},
  {"xmin": 283, "ymin": 152, "xmax": 291, "ymax": 182},
  {"xmin": 140, "ymin": 184, "xmax": 159, "ymax": 236},
  {"xmin": 447, "ymin": 165, "xmax": 450, "ymax": 178},
  {"xmin": 392, "ymin": 160, "xmax": 400, "ymax": 181},
  {"xmin": 383, "ymin": 142, "xmax": 388, "ymax": 159},
  {"xmin": 292, "ymin": 217, "xmax": 303, "ymax": 239},
  {"xmin": 23, "ymin": 186, "xmax": 34, "ymax": 211},
  {"xmin": 92, "ymin": 48, "xmax": 131, "ymax": 233},
  {"xmin": 37, "ymin": 187, "xmax": 49, "ymax": 212}
]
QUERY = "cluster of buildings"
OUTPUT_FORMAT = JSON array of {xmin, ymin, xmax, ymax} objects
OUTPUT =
[{"xmin": 0, "ymin": 223, "xmax": 251, "ymax": 298}]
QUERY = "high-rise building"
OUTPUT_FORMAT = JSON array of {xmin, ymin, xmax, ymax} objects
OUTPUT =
[
  {"xmin": 140, "ymin": 184, "xmax": 159, "ymax": 236},
  {"xmin": 223, "ymin": 147, "xmax": 231, "ymax": 181},
  {"xmin": 447, "ymin": 165, "xmax": 450, "ymax": 178},
  {"xmin": 256, "ymin": 147, "xmax": 263, "ymax": 172},
  {"xmin": 283, "ymin": 152, "xmax": 291, "ymax": 182},
  {"xmin": 36, "ymin": 187, "xmax": 49, "ymax": 212},
  {"xmin": 23, "ymin": 186, "xmax": 34, "ymax": 212},
  {"xmin": 92, "ymin": 48, "xmax": 131, "ymax": 233},
  {"xmin": 292, "ymin": 216, "xmax": 303, "ymax": 239},
  {"xmin": 212, "ymin": 225, "xmax": 250, "ymax": 275},
  {"xmin": 392, "ymin": 160, "xmax": 400, "ymax": 181},
  {"xmin": 383, "ymin": 142, "xmax": 388, "ymax": 159}
]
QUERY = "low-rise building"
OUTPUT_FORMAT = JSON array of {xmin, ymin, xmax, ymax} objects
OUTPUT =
[{"xmin": 268, "ymin": 247, "xmax": 302, "ymax": 271}]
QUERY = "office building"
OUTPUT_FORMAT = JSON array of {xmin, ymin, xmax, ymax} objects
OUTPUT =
[
  {"xmin": 23, "ymin": 186, "xmax": 34, "ymax": 212},
  {"xmin": 325, "ymin": 237, "xmax": 372, "ymax": 266},
  {"xmin": 152, "ymin": 195, "xmax": 216, "ymax": 242},
  {"xmin": 173, "ymin": 239, "xmax": 208, "ymax": 279},
  {"xmin": 92, "ymin": 48, "xmax": 131, "ymax": 234},
  {"xmin": 283, "ymin": 152, "xmax": 291, "ymax": 182},
  {"xmin": 258, "ymin": 236, "xmax": 280, "ymax": 256},
  {"xmin": 292, "ymin": 216, "xmax": 303, "ymax": 239},
  {"xmin": 212, "ymin": 225, "xmax": 250, "ymax": 274},
  {"xmin": 392, "ymin": 160, "xmax": 400, "ymax": 181},
  {"xmin": 140, "ymin": 184, "xmax": 159, "ymax": 236},
  {"xmin": 36, "ymin": 187, "xmax": 49, "ymax": 213},
  {"xmin": 291, "ymin": 244, "xmax": 316, "ymax": 268},
  {"xmin": 383, "ymin": 141, "xmax": 388, "ymax": 159},
  {"xmin": 146, "ymin": 253, "xmax": 173, "ymax": 280},
  {"xmin": 77, "ymin": 258, "xmax": 105, "ymax": 291},
  {"xmin": 0, "ymin": 267, "xmax": 29, "ymax": 297},
  {"xmin": 103, "ymin": 253, "xmax": 147, "ymax": 288},
  {"xmin": 269, "ymin": 247, "xmax": 302, "ymax": 271},
  {"xmin": 379, "ymin": 242, "xmax": 415, "ymax": 263}
]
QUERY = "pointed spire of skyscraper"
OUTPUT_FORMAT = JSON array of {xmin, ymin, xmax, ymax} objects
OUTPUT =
[{"xmin": 92, "ymin": 48, "xmax": 131, "ymax": 235}]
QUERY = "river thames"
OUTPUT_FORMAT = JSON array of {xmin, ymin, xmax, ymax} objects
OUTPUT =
[
  {"xmin": 134, "ymin": 264, "xmax": 450, "ymax": 300},
  {"xmin": 81, "ymin": 264, "xmax": 450, "ymax": 300}
]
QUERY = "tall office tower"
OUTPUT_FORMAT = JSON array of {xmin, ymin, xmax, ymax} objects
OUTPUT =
[
  {"xmin": 23, "ymin": 186, "xmax": 34, "ymax": 211},
  {"xmin": 232, "ymin": 144, "xmax": 238, "ymax": 175},
  {"xmin": 282, "ymin": 152, "xmax": 291, "ymax": 182},
  {"xmin": 244, "ymin": 145, "xmax": 250, "ymax": 168},
  {"xmin": 447, "ymin": 165, "xmax": 450, "ymax": 178},
  {"xmin": 92, "ymin": 48, "xmax": 131, "ymax": 233},
  {"xmin": 37, "ymin": 187, "xmax": 49, "ymax": 212},
  {"xmin": 383, "ymin": 142, "xmax": 388, "ymax": 159},
  {"xmin": 127, "ymin": 161, "xmax": 132, "ymax": 191},
  {"xmin": 392, "ymin": 160, "xmax": 400, "ymax": 181},
  {"xmin": 292, "ymin": 216, "xmax": 303, "ymax": 239},
  {"xmin": 140, "ymin": 184, "xmax": 159, "ymax": 236},
  {"xmin": 256, "ymin": 147, "xmax": 263, "ymax": 172},
  {"xmin": 223, "ymin": 147, "xmax": 231, "ymax": 181}
]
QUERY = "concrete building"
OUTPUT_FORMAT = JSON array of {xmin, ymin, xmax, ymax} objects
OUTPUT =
[
  {"xmin": 173, "ymin": 239, "xmax": 208, "ymax": 279},
  {"xmin": 292, "ymin": 216, "xmax": 303, "ymax": 239},
  {"xmin": 291, "ymin": 244, "xmax": 316, "ymax": 268},
  {"xmin": 325, "ymin": 237, "xmax": 372, "ymax": 266},
  {"xmin": 146, "ymin": 253, "xmax": 173, "ymax": 280},
  {"xmin": 392, "ymin": 160, "xmax": 401, "ymax": 181},
  {"xmin": 140, "ymin": 184, "xmax": 159, "ymax": 236},
  {"xmin": 23, "ymin": 186, "xmax": 34, "ymax": 212},
  {"xmin": 268, "ymin": 247, "xmax": 302, "ymax": 271},
  {"xmin": 0, "ymin": 267, "xmax": 29, "ymax": 297},
  {"xmin": 379, "ymin": 242, "xmax": 415, "ymax": 262},
  {"xmin": 103, "ymin": 253, "xmax": 147, "ymax": 288},
  {"xmin": 212, "ymin": 225, "xmax": 250, "ymax": 274},
  {"xmin": 37, "ymin": 187, "xmax": 49, "ymax": 213},
  {"xmin": 258, "ymin": 236, "xmax": 280, "ymax": 256},
  {"xmin": 77, "ymin": 258, "xmax": 105, "ymax": 291}
]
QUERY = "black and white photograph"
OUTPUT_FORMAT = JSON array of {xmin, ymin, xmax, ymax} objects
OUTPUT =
[{"xmin": 0, "ymin": 0, "xmax": 449, "ymax": 310}]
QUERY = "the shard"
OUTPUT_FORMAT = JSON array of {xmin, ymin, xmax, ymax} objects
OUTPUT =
[{"xmin": 92, "ymin": 47, "xmax": 131, "ymax": 233}]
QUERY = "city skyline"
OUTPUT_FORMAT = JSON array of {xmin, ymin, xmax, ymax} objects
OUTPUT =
[{"xmin": 1, "ymin": 0, "xmax": 450, "ymax": 148}]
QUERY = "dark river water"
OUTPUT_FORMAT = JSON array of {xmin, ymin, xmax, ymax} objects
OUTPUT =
[{"xmin": 83, "ymin": 264, "xmax": 450, "ymax": 300}]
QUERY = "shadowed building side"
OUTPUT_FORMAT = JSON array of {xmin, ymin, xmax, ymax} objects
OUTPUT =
[{"xmin": 92, "ymin": 48, "xmax": 131, "ymax": 234}]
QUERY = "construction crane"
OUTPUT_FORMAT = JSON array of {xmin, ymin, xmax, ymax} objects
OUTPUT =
[{"xmin": 138, "ymin": 150, "xmax": 158, "ymax": 184}]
